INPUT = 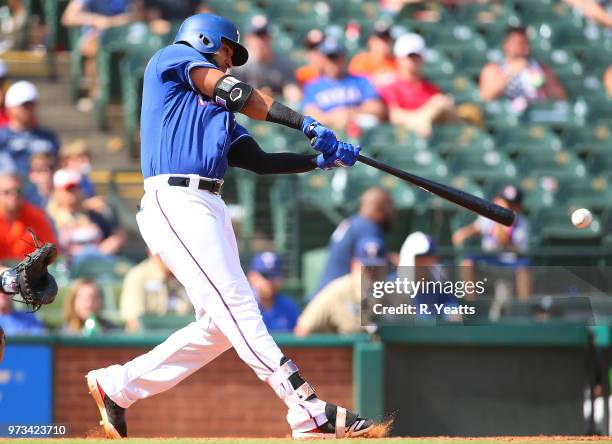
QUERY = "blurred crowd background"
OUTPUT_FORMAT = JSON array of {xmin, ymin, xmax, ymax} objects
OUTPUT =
[{"xmin": 0, "ymin": 0, "xmax": 611, "ymax": 337}]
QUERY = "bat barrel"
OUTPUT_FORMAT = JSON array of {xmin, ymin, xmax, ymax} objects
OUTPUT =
[{"xmin": 357, "ymin": 155, "xmax": 516, "ymax": 227}]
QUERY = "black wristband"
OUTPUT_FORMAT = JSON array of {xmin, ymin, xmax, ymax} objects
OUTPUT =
[{"xmin": 266, "ymin": 101, "xmax": 304, "ymax": 130}]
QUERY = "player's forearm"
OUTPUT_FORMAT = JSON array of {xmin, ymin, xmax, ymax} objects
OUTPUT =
[{"xmin": 228, "ymin": 136, "xmax": 316, "ymax": 174}]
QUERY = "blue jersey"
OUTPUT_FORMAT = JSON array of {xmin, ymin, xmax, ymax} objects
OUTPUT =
[
  {"xmin": 315, "ymin": 215, "xmax": 384, "ymax": 294},
  {"xmin": 257, "ymin": 293, "xmax": 300, "ymax": 333},
  {"xmin": 302, "ymin": 74, "xmax": 379, "ymax": 113},
  {"xmin": 0, "ymin": 126, "xmax": 60, "ymax": 174},
  {"xmin": 140, "ymin": 43, "xmax": 251, "ymax": 179},
  {"xmin": 81, "ymin": 0, "xmax": 130, "ymax": 16}
]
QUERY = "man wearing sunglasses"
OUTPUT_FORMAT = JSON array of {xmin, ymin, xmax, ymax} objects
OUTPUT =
[{"xmin": 302, "ymin": 38, "xmax": 386, "ymax": 130}]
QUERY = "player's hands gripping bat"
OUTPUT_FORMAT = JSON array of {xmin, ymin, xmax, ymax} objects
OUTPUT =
[
  {"xmin": 301, "ymin": 116, "xmax": 337, "ymax": 156},
  {"xmin": 316, "ymin": 141, "xmax": 361, "ymax": 169},
  {"xmin": 1, "ymin": 232, "xmax": 58, "ymax": 312}
]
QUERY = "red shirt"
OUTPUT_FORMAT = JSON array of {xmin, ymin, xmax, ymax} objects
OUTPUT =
[
  {"xmin": 379, "ymin": 78, "xmax": 440, "ymax": 110},
  {"xmin": 0, "ymin": 201, "xmax": 58, "ymax": 261}
]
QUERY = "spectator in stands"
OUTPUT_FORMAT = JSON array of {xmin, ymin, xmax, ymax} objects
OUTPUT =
[
  {"xmin": 247, "ymin": 251, "xmax": 300, "ymax": 333},
  {"xmin": 46, "ymin": 168, "xmax": 126, "ymax": 265},
  {"xmin": 0, "ymin": 169, "xmax": 57, "ymax": 262},
  {"xmin": 23, "ymin": 152, "xmax": 56, "ymax": 209},
  {"xmin": 231, "ymin": 15, "xmax": 295, "ymax": 99},
  {"xmin": 605, "ymin": 65, "xmax": 612, "ymax": 96},
  {"xmin": 295, "ymin": 237, "xmax": 387, "ymax": 335},
  {"xmin": 348, "ymin": 21, "xmax": 398, "ymax": 89},
  {"xmin": 59, "ymin": 139, "xmax": 96, "ymax": 198},
  {"xmin": 141, "ymin": 0, "xmax": 209, "ymax": 35},
  {"xmin": 0, "ymin": 264, "xmax": 45, "ymax": 334},
  {"xmin": 398, "ymin": 231, "xmax": 462, "ymax": 321},
  {"xmin": 0, "ymin": 60, "xmax": 9, "ymax": 127},
  {"xmin": 315, "ymin": 187, "xmax": 395, "ymax": 293},
  {"xmin": 63, "ymin": 278, "xmax": 116, "ymax": 334},
  {"xmin": 119, "ymin": 254, "xmax": 190, "ymax": 331},
  {"xmin": 479, "ymin": 26, "xmax": 566, "ymax": 111},
  {"xmin": 0, "ymin": 1, "xmax": 28, "ymax": 51},
  {"xmin": 380, "ymin": 32, "xmax": 454, "ymax": 138},
  {"xmin": 452, "ymin": 184, "xmax": 531, "ymax": 300},
  {"xmin": 563, "ymin": 0, "xmax": 612, "ymax": 28},
  {"xmin": 0, "ymin": 81, "xmax": 60, "ymax": 173},
  {"xmin": 61, "ymin": 0, "xmax": 133, "ymax": 108},
  {"xmin": 302, "ymin": 38, "xmax": 386, "ymax": 130},
  {"xmin": 295, "ymin": 29, "xmax": 325, "ymax": 88}
]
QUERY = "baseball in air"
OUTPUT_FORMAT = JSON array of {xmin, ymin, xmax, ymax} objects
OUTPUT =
[{"xmin": 571, "ymin": 208, "xmax": 593, "ymax": 229}]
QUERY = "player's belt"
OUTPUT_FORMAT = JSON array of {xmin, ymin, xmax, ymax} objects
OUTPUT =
[{"xmin": 167, "ymin": 176, "xmax": 223, "ymax": 195}]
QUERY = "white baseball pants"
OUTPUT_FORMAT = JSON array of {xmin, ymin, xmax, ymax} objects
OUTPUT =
[{"xmin": 93, "ymin": 175, "xmax": 327, "ymax": 432}]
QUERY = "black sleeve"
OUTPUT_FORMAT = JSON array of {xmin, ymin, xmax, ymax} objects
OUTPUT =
[{"xmin": 228, "ymin": 135, "xmax": 317, "ymax": 175}]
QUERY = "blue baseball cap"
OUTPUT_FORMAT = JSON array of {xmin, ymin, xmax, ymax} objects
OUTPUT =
[
  {"xmin": 250, "ymin": 251, "xmax": 283, "ymax": 278},
  {"xmin": 319, "ymin": 38, "xmax": 345, "ymax": 57},
  {"xmin": 354, "ymin": 237, "xmax": 387, "ymax": 266}
]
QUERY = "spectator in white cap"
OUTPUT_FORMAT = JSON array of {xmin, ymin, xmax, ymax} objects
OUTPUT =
[
  {"xmin": 47, "ymin": 168, "xmax": 126, "ymax": 265},
  {"xmin": 397, "ymin": 231, "xmax": 463, "ymax": 321},
  {"xmin": 231, "ymin": 15, "xmax": 296, "ymax": 98},
  {"xmin": 379, "ymin": 33, "xmax": 454, "ymax": 138},
  {"xmin": 0, "ymin": 80, "xmax": 60, "ymax": 173}
]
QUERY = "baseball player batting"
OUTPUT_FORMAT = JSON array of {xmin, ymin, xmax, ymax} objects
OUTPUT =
[{"xmin": 85, "ymin": 13, "xmax": 379, "ymax": 439}]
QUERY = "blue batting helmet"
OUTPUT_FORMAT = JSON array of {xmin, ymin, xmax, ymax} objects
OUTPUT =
[{"xmin": 174, "ymin": 13, "xmax": 249, "ymax": 66}]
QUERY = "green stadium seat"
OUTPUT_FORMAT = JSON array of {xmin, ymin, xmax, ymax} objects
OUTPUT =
[
  {"xmin": 139, "ymin": 314, "xmax": 193, "ymax": 331},
  {"xmin": 360, "ymin": 124, "xmax": 428, "ymax": 157},
  {"xmin": 517, "ymin": 177, "xmax": 558, "ymax": 214},
  {"xmin": 587, "ymin": 152, "xmax": 612, "ymax": 178},
  {"xmin": 435, "ymin": 75, "xmax": 480, "ymax": 103},
  {"xmin": 524, "ymin": 100, "xmax": 577, "ymax": 127},
  {"xmin": 450, "ymin": 150, "xmax": 517, "ymax": 183},
  {"xmin": 482, "ymin": 101, "xmax": 520, "ymax": 131},
  {"xmin": 586, "ymin": 97, "xmax": 612, "ymax": 124},
  {"xmin": 559, "ymin": 177, "xmax": 612, "ymax": 213},
  {"xmin": 530, "ymin": 206, "xmax": 602, "ymax": 247},
  {"xmin": 429, "ymin": 125, "xmax": 495, "ymax": 156},
  {"xmin": 496, "ymin": 124, "xmax": 562, "ymax": 156},
  {"xmin": 422, "ymin": 50, "xmax": 455, "ymax": 80},
  {"xmin": 562, "ymin": 75, "xmax": 603, "ymax": 102},
  {"xmin": 562, "ymin": 124, "xmax": 611, "ymax": 157},
  {"xmin": 301, "ymin": 248, "xmax": 328, "ymax": 297},
  {"xmin": 270, "ymin": 173, "xmax": 343, "ymax": 264},
  {"xmin": 517, "ymin": 150, "xmax": 587, "ymax": 180}
]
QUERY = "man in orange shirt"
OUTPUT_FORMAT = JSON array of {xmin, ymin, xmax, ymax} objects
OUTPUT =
[
  {"xmin": 295, "ymin": 28, "xmax": 325, "ymax": 87},
  {"xmin": 348, "ymin": 21, "xmax": 398, "ymax": 89},
  {"xmin": 0, "ymin": 170, "xmax": 57, "ymax": 261}
]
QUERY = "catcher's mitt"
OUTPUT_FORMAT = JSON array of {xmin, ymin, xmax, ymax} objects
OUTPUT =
[{"xmin": 1, "ymin": 235, "xmax": 58, "ymax": 312}]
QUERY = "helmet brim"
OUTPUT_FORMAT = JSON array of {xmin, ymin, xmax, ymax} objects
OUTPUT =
[{"xmin": 230, "ymin": 41, "xmax": 249, "ymax": 66}]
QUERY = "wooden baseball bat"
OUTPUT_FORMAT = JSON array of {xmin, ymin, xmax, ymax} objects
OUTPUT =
[{"xmin": 357, "ymin": 154, "xmax": 516, "ymax": 227}]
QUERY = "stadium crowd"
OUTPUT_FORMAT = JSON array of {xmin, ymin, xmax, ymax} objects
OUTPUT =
[{"xmin": 0, "ymin": 0, "xmax": 611, "ymax": 336}]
